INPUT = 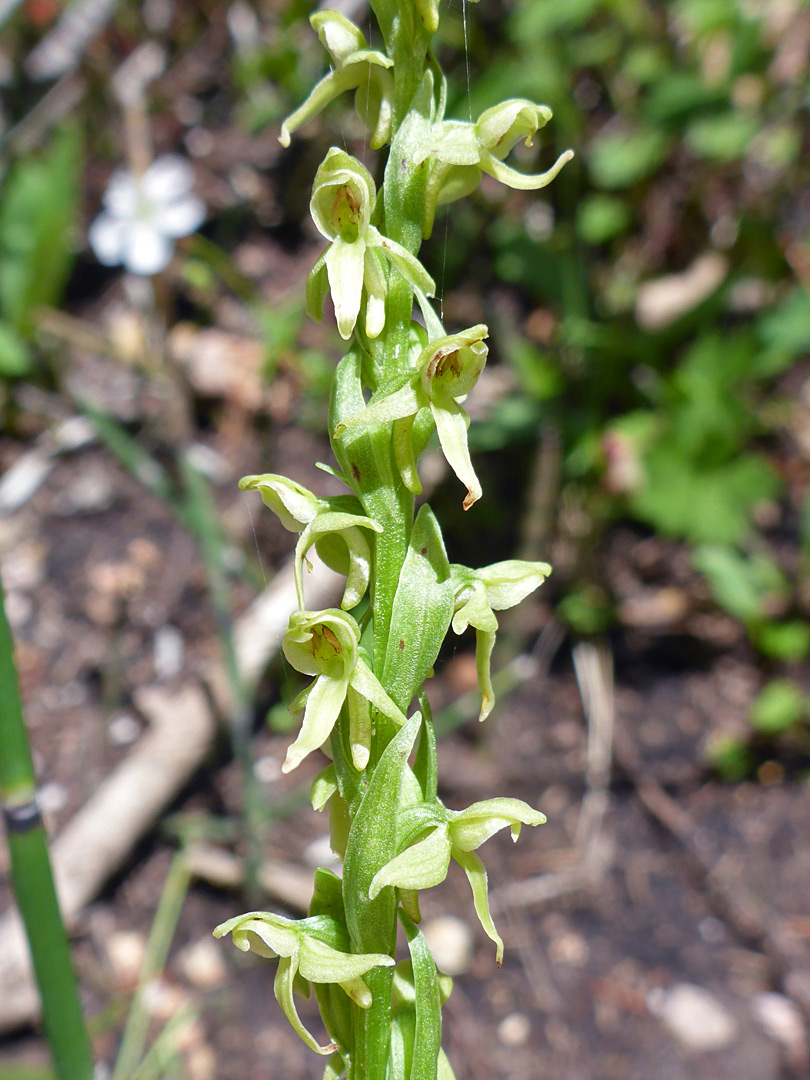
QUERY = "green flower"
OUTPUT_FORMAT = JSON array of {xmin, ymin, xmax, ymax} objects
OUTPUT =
[
  {"xmin": 214, "ymin": 910, "xmax": 394, "ymax": 1055},
  {"xmin": 239, "ymin": 472, "xmax": 381, "ymax": 611},
  {"xmin": 450, "ymin": 560, "xmax": 552, "ymax": 720},
  {"xmin": 420, "ymin": 98, "xmax": 574, "ymax": 236},
  {"xmin": 307, "ymin": 148, "xmax": 435, "ymax": 340},
  {"xmin": 336, "ymin": 325, "xmax": 489, "ymax": 510},
  {"xmin": 280, "ymin": 10, "xmax": 394, "ymax": 149},
  {"xmin": 368, "ymin": 797, "xmax": 546, "ymax": 964},
  {"xmin": 283, "ymin": 608, "xmax": 407, "ymax": 772}
]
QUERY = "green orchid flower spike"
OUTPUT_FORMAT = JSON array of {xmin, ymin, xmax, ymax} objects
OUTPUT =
[
  {"xmin": 337, "ymin": 325, "xmax": 488, "ymax": 509},
  {"xmin": 282, "ymin": 608, "xmax": 407, "ymax": 772},
  {"xmin": 420, "ymin": 98, "xmax": 575, "ymax": 236},
  {"xmin": 308, "ymin": 148, "xmax": 436, "ymax": 340},
  {"xmin": 369, "ymin": 797, "xmax": 546, "ymax": 965},
  {"xmin": 451, "ymin": 559, "xmax": 552, "ymax": 720},
  {"xmin": 220, "ymin": 4, "xmax": 575, "ymax": 1074},
  {"xmin": 280, "ymin": 10, "xmax": 395, "ymax": 149},
  {"xmin": 239, "ymin": 472, "xmax": 381, "ymax": 611},
  {"xmin": 213, "ymin": 910, "xmax": 395, "ymax": 1055}
]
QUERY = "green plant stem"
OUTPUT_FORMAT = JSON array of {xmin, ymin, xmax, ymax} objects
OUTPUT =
[
  {"xmin": 112, "ymin": 852, "xmax": 191, "ymax": 1080},
  {"xmin": 0, "ymin": 570, "xmax": 94, "ymax": 1080}
]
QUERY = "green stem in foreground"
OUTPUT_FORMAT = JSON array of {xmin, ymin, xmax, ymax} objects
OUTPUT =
[{"xmin": 0, "ymin": 570, "xmax": 95, "ymax": 1080}]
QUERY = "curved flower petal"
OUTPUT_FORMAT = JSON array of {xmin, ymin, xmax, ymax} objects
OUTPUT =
[
  {"xmin": 103, "ymin": 169, "xmax": 139, "ymax": 215},
  {"xmin": 449, "ymin": 797, "xmax": 546, "ymax": 852},
  {"xmin": 310, "ymin": 9, "xmax": 366, "ymax": 63},
  {"xmin": 282, "ymin": 671, "xmax": 350, "ymax": 773},
  {"xmin": 349, "ymin": 657, "xmax": 408, "ymax": 728},
  {"xmin": 123, "ymin": 221, "xmax": 174, "ymax": 276},
  {"xmin": 368, "ymin": 825, "xmax": 452, "ymax": 899},
  {"xmin": 326, "ymin": 236, "xmax": 367, "ymax": 339},
  {"xmin": 155, "ymin": 193, "xmax": 206, "ymax": 238},
  {"xmin": 88, "ymin": 213, "xmax": 127, "ymax": 266},
  {"xmin": 238, "ymin": 473, "xmax": 320, "ymax": 532},
  {"xmin": 275, "ymin": 955, "xmax": 337, "ymax": 1055},
  {"xmin": 142, "ymin": 155, "xmax": 195, "ymax": 202},
  {"xmin": 474, "ymin": 99, "xmax": 552, "ymax": 161},
  {"xmin": 213, "ymin": 911, "xmax": 299, "ymax": 958},
  {"xmin": 475, "ymin": 629, "xmax": 496, "ymax": 722},
  {"xmin": 451, "ymin": 848, "xmax": 504, "ymax": 965},
  {"xmin": 368, "ymin": 226, "xmax": 436, "ymax": 298},
  {"xmin": 480, "ymin": 147, "xmax": 575, "ymax": 191},
  {"xmin": 298, "ymin": 934, "xmax": 394, "ymax": 985},
  {"xmin": 431, "ymin": 398, "xmax": 481, "ymax": 511}
]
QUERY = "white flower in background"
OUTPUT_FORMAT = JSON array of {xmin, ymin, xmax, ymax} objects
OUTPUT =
[{"xmin": 88, "ymin": 155, "xmax": 205, "ymax": 276}]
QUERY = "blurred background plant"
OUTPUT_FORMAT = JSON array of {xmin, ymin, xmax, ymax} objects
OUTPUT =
[{"xmin": 1, "ymin": 0, "xmax": 810, "ymax": 1076}]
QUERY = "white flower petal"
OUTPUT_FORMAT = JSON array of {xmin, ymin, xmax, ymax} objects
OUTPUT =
[
  {"xmin": 142, "ymin": 155, "xmax": 194, "ymax": 203},
  {"xmin": 103, "ymin": 170, "xmax": 139, "ymax": 216},
  {"xmin": 88, "ymin": 213, "xmax": 127, "ymax": 266},
  {"xmin": 123, "ymin": 222, "xmax": 174, "ymax": 275},
  {"xmin": 155, "ymin": 194, "xmax": 206, "ymax": 238}
]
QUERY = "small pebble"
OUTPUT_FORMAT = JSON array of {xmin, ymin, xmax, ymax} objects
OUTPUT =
[
  {"xmin": 154, "ymin": 625, "xmax": 185, "ymax": 680},
  {"xmin": 497, "ymin": 1012, "xmax": 532, "ymax": 1047},
  {"xmin": 304, "ymin": 834, "xmax": 341, "ymax": 869},
  {"xmin": 253, "ymin": 755, "xmax": 282, "ymax": 784},
  {"xmin": 650, "ymin": 983, "xmax": 738, "ymax": 1052},
  {"xmin": 108, "ymin": 713, "xmax": 142, "ymax": 747},
  {"xmin": 751, "ymin": 992, "xmax": 807, "ymax": 1059},
  {"xmin": 37, "ymin": 782, "xmax": 68, "ymax": 816},
  {"xmin": 698, "ymin": 916, "xmax": 726, "ymax": 944},
  {"xmin": 178, "ymin": 937, "xmax": 228, "ymax": 990},
  {"xmin": 421, "ymin": 916, "xmax": 473, "ymax": 977},
  {"xmin": 107, "ymin": 930, "xmax": 147, "ymax": 988}
]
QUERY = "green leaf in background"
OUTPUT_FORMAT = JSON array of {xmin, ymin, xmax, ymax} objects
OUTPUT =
[
  {"xmin": 632, "ymin": 450, "xmax": 778, "ymax": 545},
  {"xmin": 576, "ymin": 194, "xmax": 631, "ymax": 244},
  {"xmin": 757, "ymin": 289, "xmax": 810, "ymax": 365},
  {"xmin": 0, "ymin": 321, "xmax": 33, "ymax": 376},
  {"xmin": 749, "ymin": 679, "xmax": 808, "ymax": 735},
  {"xmin": 0, "ymin": 126, "xmax": 81, "ymax": 342},
  {"xmin": 685, "ymin": 111, "xmax": 760, "ymax": 162},
  {"xmin": 751, "ymin": 621, "xmax": 810, "ymax": 662},
  {"xmin": 705, "ymin": 734, "xmax": 754, "ymax": 782},
  {"xmin": 587, "ymin": 128, "xmax": 668, "ymax": 189},
  {"xmin": 692, "ymin": 545, "xmax": 788, "ymax": 624}
]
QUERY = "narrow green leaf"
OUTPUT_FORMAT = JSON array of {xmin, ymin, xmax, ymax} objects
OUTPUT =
[
  {"xmin": 382, "ymin": 505, "xmax": 454, "ymax": 712},
  {"xmin": 399, "ymin": 910, "xmax": 441, "ymax": 1080},
  {"xmin": 413, "ymin": 693, "xmax": 438, "ymax": 802}
]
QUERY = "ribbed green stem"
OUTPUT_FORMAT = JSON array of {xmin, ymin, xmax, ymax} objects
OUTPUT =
[
  {"xmin": 340, "ymin": 13, "xmax": 431, "ymax": 1080},
  {"xmin": 0, "ymin": 570, "xmax": 95, "ymax": 1080}
]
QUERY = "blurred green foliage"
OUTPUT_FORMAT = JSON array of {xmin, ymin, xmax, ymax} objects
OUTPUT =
[{"xmin": 0, "ymin": 126, "xmax": 80, "ymax": 375}]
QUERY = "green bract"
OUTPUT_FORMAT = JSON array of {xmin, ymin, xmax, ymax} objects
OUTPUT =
[
  {"xmin": 213, "ymin": 910, "xmax": 394, "ymax": 1055},
  {"xmin": 220, "ymin": 4, "xmax": 572, "ymax": 1076},
  {"xmin": 282, "ymin": 608, "xmax": 407, "ymax": 772},
  {"xmin": 308, "ymin": 148, "xmax": 435, "ymax": 340}
]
